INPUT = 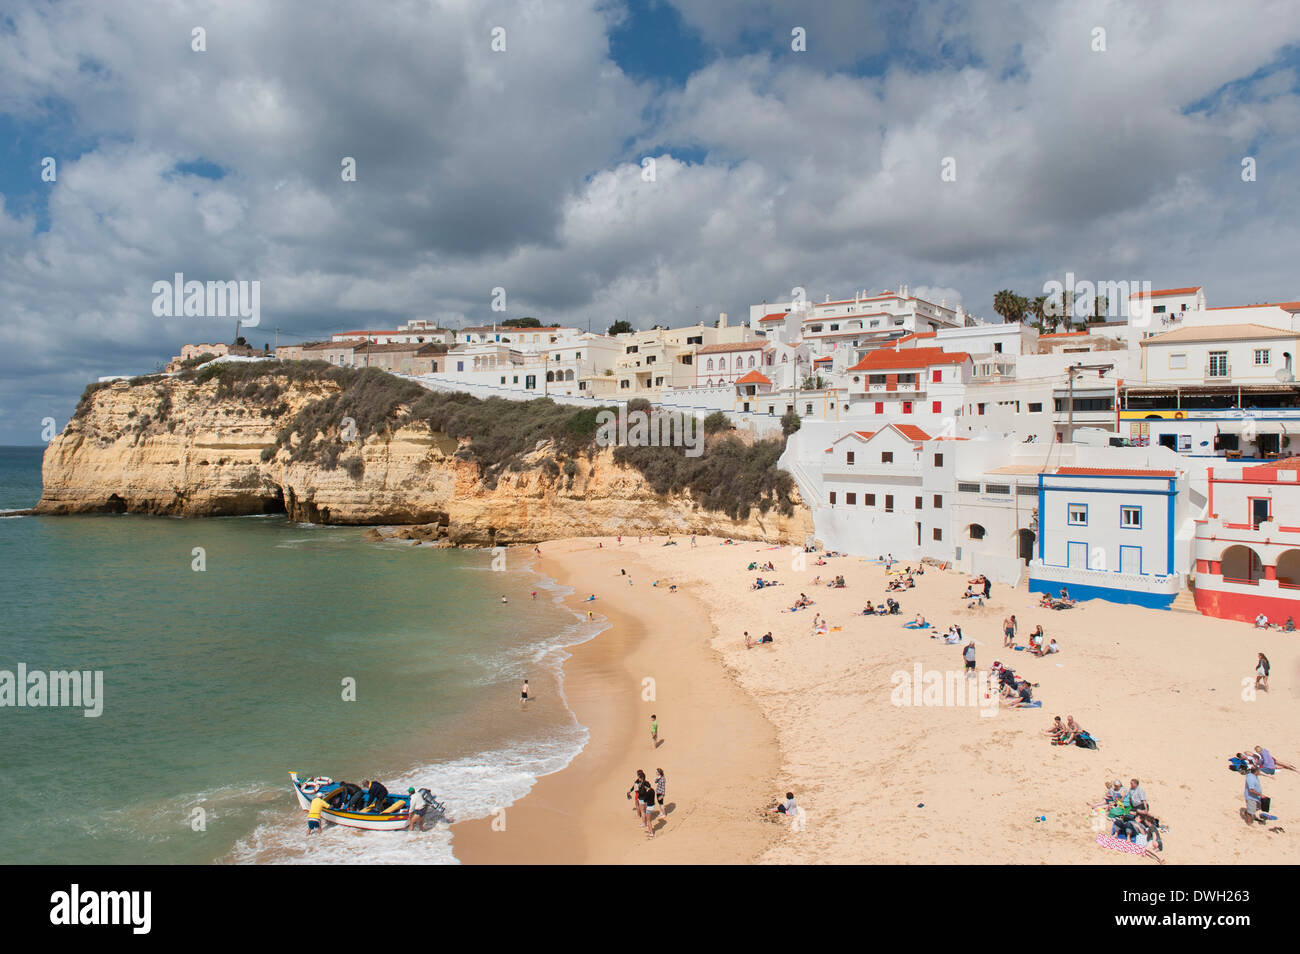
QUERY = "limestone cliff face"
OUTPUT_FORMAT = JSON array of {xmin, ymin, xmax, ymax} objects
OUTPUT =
[{"xmin": 36, "ymin": 374, "xmax": 813, "ymax": 545}]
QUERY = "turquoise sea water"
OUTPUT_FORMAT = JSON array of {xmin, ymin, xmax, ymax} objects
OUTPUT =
[{"xmin": 0, "ymin": 446, "xmax": 598, "ymax": 864}]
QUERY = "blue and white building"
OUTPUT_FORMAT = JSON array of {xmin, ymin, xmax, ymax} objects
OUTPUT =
[{"xmin": 1028, "ymin": 466, "xmax": 1191, "ymax": 608}]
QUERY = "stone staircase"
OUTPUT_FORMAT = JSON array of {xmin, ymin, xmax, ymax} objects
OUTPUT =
[{"xmin": 1169, "ymin": 587, "xmax": 1200, "ymax": 614}]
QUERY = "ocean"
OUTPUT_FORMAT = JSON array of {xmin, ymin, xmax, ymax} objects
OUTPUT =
[{"xmin": 0, "ymin": 445, "xmax": 601, "ymax": 864}]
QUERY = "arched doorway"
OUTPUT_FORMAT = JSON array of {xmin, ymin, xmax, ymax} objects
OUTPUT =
[
  {"xmin": 1017, "ymin": 528, "xmax": 1036, "ymax": 564},
  {"xmin": 1277, "ymin": 549, "xmax": 1300, "ymax": 587},
  {"xmin": 967, "ymin": 524, "xmax": 986, "ymax": 540},
  {"xmin": 1221, "ymin": 545, "xmax": 1264, "ymax": 583}
]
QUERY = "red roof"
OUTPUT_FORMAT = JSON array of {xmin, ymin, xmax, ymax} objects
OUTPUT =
[
  {"xmin": 735, "ymin": 370, "xmax": 771, "ymax": 386},
  {"xmin": 813, "ymin": 356, "xmax": 832, "ymax": 363},
  {"xmin": 1207, "ymin": 301, "xmax": 1300, "ymax": 311},
  {"xmin": 758, "ymin": 312, "xmax": 787, "ymax": 323},
  {"xmin": 1241, "ymin": 458, "xmax": 1300, "ymax": 480},
  {"xmin": 846, "ymin": 347, "xmax": 970, "ymax": 372},
  {"xmin": 894, "ymin": 331, "xmax": 937, "ymax": 345},
  {"xmin": 1054, "ymin": 467, "xmax": 1176, "ymax": 478},
  {"xmin": 894, "ymin": 424, "xmax": 932, "ymax": 441},
  {"xmin": 1129, "ymin": 286, "xmax": 1202, "ymax": 299},
  {"xmin": 1039, "ymin": 331, "xmax": 1088, "ymax": 339}
]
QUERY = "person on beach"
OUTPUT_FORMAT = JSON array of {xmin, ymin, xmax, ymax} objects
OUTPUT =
[
  {"xmin": 1255, "ymin": 652, "xmax": 1271, "ymax": 692},
  {"xmin": 307, "ymin": 793, "xmax": 329, "ymax": 835},
  {"xmin": 628, "ymin": 770, "xmax": 648, "ymax": 821},
  {"xmin": 771, "ymin": 792, "xmax": 797, "ymax": 816},
  {"xmin": 1125, "ymin": 779, "xmax": 1149, "ymax": 813},
  {"xmin": 501, "ymin": 595, "xmax": 508, "ymax": 603},
  {"xmin": 1255, "ymin": 746, "xmax": 1299, "ymax": 774},
  {"xmin": 521, "ymin": 679, "xmax": 530, "ymax": 706},
  {"xmin": 963, "ymin": 641, "xmax": 976, "ymax": 675},
  {"xmin": 655, "ymin": 768, "xmax": 667, "ymax": 810},
  {"xmin": 691, "ymin": 535, "xmax": 697, "ymax": 548},
  {"xmin": 1045, "ymin": 716, "xmax": 1065, "ymax": 739},
  {"xmin": 1003, "ymin": 615, "xmax": 1016, "ymax": 647},
  {"xmin": 745, "ymin": 630, "xmax": 753, "ymax": 649},
  {"xmin": 1089, "ymin": 779, "xmax": 1126, "ymax": 809},
  {"xmin": 1243, "ymin": 766, "xmax": 1266, "ymax": 824},
  {"xmin": 638, "ymin": 774, "xmax": 657, "ymax": 837},
  {"xmin": 406, "ymin": 787, "xmax": 427, "ymax": 831},
  {"xmin": 531, "ymin": 590, "xmax": 537, "ymax": 600},
  {"xmin": 650, "ymin": 714, "xmax": 659, "ymax": 747},
  {"xmin": 360, "ymin": 778, "xmax": 389, "ymax": 813}
]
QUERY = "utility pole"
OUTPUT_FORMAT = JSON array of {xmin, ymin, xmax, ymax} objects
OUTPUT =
[{"xmin": 1064, "ymin": 362, "xmax": 1114, "ymax": 443}]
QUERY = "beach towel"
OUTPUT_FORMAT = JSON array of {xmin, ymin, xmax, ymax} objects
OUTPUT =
[
  {"xmin": 902, "ymin": 622, "xmax": 931, "ymax": 630},
  {"xmin": 1022, "ymin": 700, "xmax": 1042, "ymax": 708},
  {"xmin": 1095, "ymin": 834, "xmax": 1147, "ymax": 856}
]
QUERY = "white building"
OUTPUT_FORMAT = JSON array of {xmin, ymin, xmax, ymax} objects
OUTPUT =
[{"xmin": 1028, "ymin": 466, "xmax": 1187, "ymax": 609}]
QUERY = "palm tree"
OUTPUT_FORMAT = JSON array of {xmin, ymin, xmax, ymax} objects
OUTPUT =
[
  {"xmin": 992, "ymin": 290, "xmax": 1022, "ymax": 324},
  {"xmin": 1030, "ymin": 295, "xmax": 1047, "ymax": 331}
]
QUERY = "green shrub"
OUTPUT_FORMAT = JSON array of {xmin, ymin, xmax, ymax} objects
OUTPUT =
[{"xmin": 703, "ymin": 411, "xmax": 729, "ymax": 434}]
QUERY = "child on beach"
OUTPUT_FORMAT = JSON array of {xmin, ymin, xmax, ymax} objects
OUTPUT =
[{"xmin": 650, "ymin": 714, "xmax": 659, "ymax": 748}]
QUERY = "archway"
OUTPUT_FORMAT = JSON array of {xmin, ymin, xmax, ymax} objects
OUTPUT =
[
  {"xmin": 967, "ymin": 524, "xmax": 986, "ymax": 541},
  {"xmin": 1221, "ymin": 545, "xmax": 1264, "ymax": 583},
  {"xmin": 1017, "ymin": 528, "xmax": 1036, "ymax": 564},
  {"xmin": 1277, "ymin": 549, "xmax": 1300, "ymax": 587}
]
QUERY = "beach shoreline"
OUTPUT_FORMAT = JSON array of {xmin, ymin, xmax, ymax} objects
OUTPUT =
[
  {"xmin": 451, "ymin": 536, "xmax": 784, "ymax": 864},
  {"xmin": 452, "ymin": 534, "xmax": 1300, "ymax": 865}
]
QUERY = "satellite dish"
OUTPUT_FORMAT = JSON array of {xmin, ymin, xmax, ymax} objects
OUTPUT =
[{"xmin": 1276, "ymin": 368, "xmax": 1294, "ymax": 383}]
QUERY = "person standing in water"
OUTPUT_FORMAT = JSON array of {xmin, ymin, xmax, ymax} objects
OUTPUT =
[
  {"xmin": 521, "ymin": 679, "xmax": 530, "ymax": 706},
  {"xmin": 307, "ymin": 793, "xmax": 329, "ymax": 835}
]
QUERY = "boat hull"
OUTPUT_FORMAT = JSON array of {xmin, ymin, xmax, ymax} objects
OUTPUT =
[{"xmin": 290, "ymin": 772, "xmax": 413, "ymax": 831}]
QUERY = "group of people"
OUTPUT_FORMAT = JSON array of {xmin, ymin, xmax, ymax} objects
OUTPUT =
[
  {"xmin": 861, "ymin": 598, "xmax": 900, "ymax": 616},
  {"xmin": 886, "ymin": 575, "xmax": 915, "ymax": 592},
  {"xmin": 1254, "ymin": 613, "xmax": 1296, "ymax": 631},
  {"xmin": 744, "ymin": 630, "xmax": 775, "ymax": 649},
  {"xmin": 1233, "ymin": 745, "xmax": 1296, "ymax": 828},
  {"xmin": 1092, "ymin": 778, "xmax": 1164, "ymax": 863},
  {"xmin": 626, "ymin": 768, "xmax": 668, "ymax": 838},
  {"xmin": 1044, "ymin": 714, "xmax": 1093, "ymax": 747},
  {"xmin": 306, "ymin": 778, "xmax": 442, "ymax": 834}
]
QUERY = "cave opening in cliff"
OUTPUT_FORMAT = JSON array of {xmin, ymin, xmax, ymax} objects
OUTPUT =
[
  {"xmin": 262, "ymin": 487, "xmax": 287, "ymax": 515},
  {"xmin": 104, "ymin": 493, "xmax": 127, "ymax": 514}
]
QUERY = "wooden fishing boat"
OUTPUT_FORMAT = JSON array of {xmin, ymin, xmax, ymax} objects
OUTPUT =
[{"xmin": 290, "ymin": 771, "xmax": 422, "ymax": 831}]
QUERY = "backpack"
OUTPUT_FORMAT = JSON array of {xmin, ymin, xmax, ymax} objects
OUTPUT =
[{"xmin": 1076, "ymin": 733, "xmax": 1098, "ymax": 750}]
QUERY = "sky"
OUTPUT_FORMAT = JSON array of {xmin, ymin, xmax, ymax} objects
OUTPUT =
[{"xmin": 1, "ymin": 0, "xmax": 1299, "ymax": 444}]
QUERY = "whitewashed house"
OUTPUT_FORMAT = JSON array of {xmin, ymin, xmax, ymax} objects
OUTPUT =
[{"xmin": 1028, "ymin": 466, "xmax": 1187, "ymax": 608}]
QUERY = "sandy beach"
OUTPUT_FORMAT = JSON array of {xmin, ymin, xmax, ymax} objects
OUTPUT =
[{"xmin": 454, "ymin": 535, "xmax": 1300, "ymax": 865}]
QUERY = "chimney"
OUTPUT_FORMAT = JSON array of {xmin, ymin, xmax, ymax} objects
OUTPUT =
[{"xmin": 718, "ymin": 312, "xmax": 728, "ymax": 328}]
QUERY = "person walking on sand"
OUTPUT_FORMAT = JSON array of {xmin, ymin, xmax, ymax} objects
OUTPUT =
[
  {"xmin": 691, "ymin": 535, "xmax": 697, "ymax": 548},
  {"xmin": 521, "ymin": 679, "xmax": 530, "ymax": 706},
  {"xmin": 963, "ymin": 641, "xmax": 976, "ymax": 676},
  {"xmin": 627, "ymin": 770, "xmax": 648, "ymax": 822},
  {"xmin": 1003, "ymin": 615, "xmax": 1016, "ymax": 647},
  {"xmin": 638, "ymin": 773, "xmax": 658, "ymax": 837},
  {"xmin": 1255, "ymin": 652, "xmax": 1271, "ymax": 692},
  {"xmin": 650, "ymin": 714, "xmax": 659, "ymax": 748}
]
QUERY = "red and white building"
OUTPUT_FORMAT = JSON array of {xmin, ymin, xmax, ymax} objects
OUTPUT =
[
  {"xmin": 1193, "ymin": 459, "xmax": 1300, "ymax": 622},
  {"xmin": 696, "ymin": 341, "xmax": 770, "ymax": 387},
  {"xmin": 843, "ymin": 346, "xmax": 972, "ymax": 428}
]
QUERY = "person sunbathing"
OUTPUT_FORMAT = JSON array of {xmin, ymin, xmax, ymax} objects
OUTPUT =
[{"xmin": 1054, "ymin": 715, "xmax": 1082, "ymax": 745}]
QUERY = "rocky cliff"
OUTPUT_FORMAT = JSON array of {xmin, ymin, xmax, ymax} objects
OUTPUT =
[{"xmin": 36, "ymin": 370, "xmax": 813, "ymax": 545}]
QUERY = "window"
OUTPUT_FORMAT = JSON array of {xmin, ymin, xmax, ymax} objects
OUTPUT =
[
  {"xmin": 865, "ymin": 494, "xmax": 876, "ymax": 506},
  {"xmin": 933, "ymin": 528, "xmax": 942, "ymax": 541},
  {"xmin": 1208, "ymin": 351, "xmax": 1229, "ymax": 377},
  {"xmin": 805, "ymin": 404, "xmax": 813, "ymax": 414},
  {"xmin": 933, "ymin": 494, "xmax": 942, "ymax": 508},
  {"xmin": 984, "ymin": 484, "xmax": 1011, "ymax": 495},
  {"xmin": 846, "ymin": 451, "xmax": 855, "ymax": 465},
  {"xmin": 845, "ymin": 493, "xmax": 857, "ymax": 505},
  {"xmin": 978, "ymin": 403, "xmax": 986, "ymax": 415},
  {"xmin": 1068, "ymin": 504, "xmax": 1088, "ymax": 526},
  {"xmin": 902, "ymin": 401, "xmax": 913, "ymax": 414},
  {"xmin": 881, "ymin": 451, "xmax": 894, "ymax": 463},
  {"xmin": 1028, "ymin": 402, "xmax": 1043, "ymax": 413},
  {"xmin": 915, "ymin": 496, "xmax": 923, "ymax": 509},
  {"xmin": 875, "ymin": 402, "xmax": 884, "ymax": 414},
  {"xmin": 1121, "ymin": 506, "xmax": 1142, "ymax": 528},
  {"xmin": 706, "ymin": 359, "xmax": 714, "ymax": 370},
  {"xmin": 1168, "ymin": 353, "xmax": 1187, "ymax": 370},
  {"xmin": 957, "ymin": 482, "xmax": 980, "ymax": 493},
  {"xmin": 829, "ymin": 492, "xmax": 836, "ymax": 505},
  {"xmin": 1255, "ymin": 349, "xmax": 1271, "ymax": 366},
  {"xmin": 884, "ymin": 494, "xmax": 894, "ymax": 512},
  {"xmin": 933, "ymin": 453, "xmax": 944, "ymax": 467},
  {"xmin": 932, "ymin": 401, "xmax": 942, "ymax": 413},
  {"xmin": 932, "ymin": 369, "xmax": 942, "ymax": 383}
]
